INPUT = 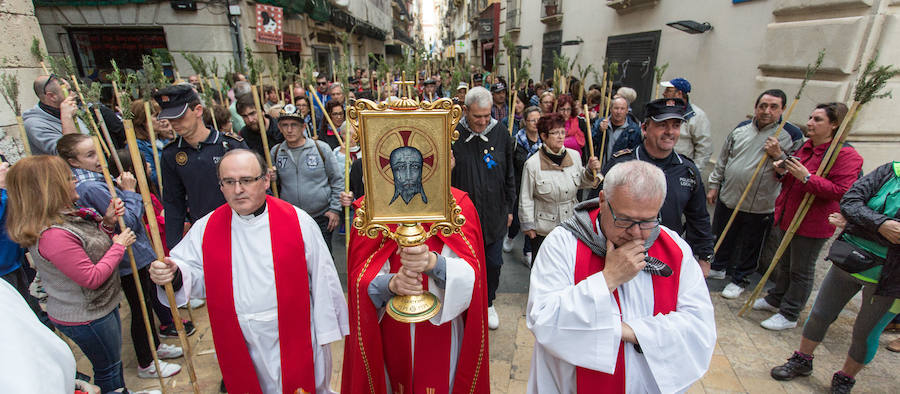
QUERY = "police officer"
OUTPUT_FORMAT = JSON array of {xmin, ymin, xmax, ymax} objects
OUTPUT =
[
  {"xmin": 155, "ymin": 84, "xmax": 249, "ymax": 250},
  {"xmin": 602, "ymin": 98, "xmax": 714, "ymax": 276}
]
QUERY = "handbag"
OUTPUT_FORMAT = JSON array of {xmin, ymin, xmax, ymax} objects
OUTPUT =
[{"xmin": 826, "ymin": 236, "xmax": 885, "ymax": 273}]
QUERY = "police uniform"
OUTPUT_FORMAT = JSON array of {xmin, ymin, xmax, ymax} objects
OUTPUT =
[
  {"xmin": 154, "ymin": 84, "xmax": 249, "ymax": 250},
  {"xmin": 600, "ymin": 98, "xmax": 715, "ymax": 261}
]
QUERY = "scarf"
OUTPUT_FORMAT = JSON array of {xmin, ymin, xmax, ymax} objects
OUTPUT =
[
  {"xmin": 560, "ymin": 198, "xmax": 672, "ymax": 277},
  {"xmin": 515, "ymin": 128, "xmax": 542, "ymax": 158},
  {"xmin": 39, "ymin": 102, "xmax": 61, "ymax": 119}
]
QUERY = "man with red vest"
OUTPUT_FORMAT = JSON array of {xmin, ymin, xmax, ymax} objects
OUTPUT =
[
  {"xmin": 149, "ymin": 149, "xmax": 348, "ymax": 393},
  {"xmin": 341, "ymin": 188, "xmax": 491, "ymax": 394},
  {"xmin": 526, "ymin": 160, "xmax": 716, "ymax": 393}
]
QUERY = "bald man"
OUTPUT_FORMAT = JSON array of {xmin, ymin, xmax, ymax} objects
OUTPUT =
[
  {"xmin": 22, "ymin": 75, "xmax": 83, "ymax": 155},
  {"xmin": 150, "ymin": 149, "xmax": 348, "ymax": 393}
]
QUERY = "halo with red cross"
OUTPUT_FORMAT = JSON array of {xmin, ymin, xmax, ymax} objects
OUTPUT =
[{"xmin": 374, "ymin": 126, "xmax": 437, "ymax": 185}]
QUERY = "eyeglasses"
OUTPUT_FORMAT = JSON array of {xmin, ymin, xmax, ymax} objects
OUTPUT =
[
  {"xmin": 43, "ymin": 74, "xmax": 58, "ymax": 95},
  {"xmin": 330, "ymin": 112, "xmax": 345, "ymax": 117},
  {"xmin": 317, "ymin": 81, "xmax": 329, "ymax": 86},
  {"xmin": 558, "ymin": 107, "xmax": 572, "ymax": 112},
  {"xmin": 546, "ymin": 129, "xmax": 565, "ymax": 136},
  {"xmin": 219, "ymin": 174, "xmax": 266, "ymax": 188},
  {"xmin": 525, "ymin": 119, "xmax": 539, "ymax": 124},
  {"xmin": 607, "ymin": 201, "xmax": 660, "ymax": 230}
]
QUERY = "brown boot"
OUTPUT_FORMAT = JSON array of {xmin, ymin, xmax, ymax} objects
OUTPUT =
[{"xmin": 888, "ymin": 337, "xmax": 900, "ymax": 353}]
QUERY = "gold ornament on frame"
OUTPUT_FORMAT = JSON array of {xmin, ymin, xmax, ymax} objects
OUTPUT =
[{"xmin": 347, "ymin": 82, "xmax": 464, "ymax": 323}]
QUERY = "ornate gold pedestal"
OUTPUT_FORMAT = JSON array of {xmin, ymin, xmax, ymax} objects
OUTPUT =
[{"xmin": 385, "ymin": 223, "xmax": 441, "ymax": 323}]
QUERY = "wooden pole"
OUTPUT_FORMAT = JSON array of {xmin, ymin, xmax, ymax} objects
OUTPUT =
[
  {"xmin": 144, "ymin": 101, "xmax": 164, "ymax": 195},
  {"xmin": 713, "ymin": 98, "xmax": 801, "ymax": 255},
  {"xmin": 92, "ymin": 108, "xmax": 114, "ymax": 158},
  {"xmin": 124, "ymin": 121, "xmax": 201, "ymax": 393},
  {"xmin": 90, "ymin": 135, "xmax": 168, "ymax": 393},
  {"xmin": 308, "ymin": 85, "xmax": 346, "ymax": 148},
  {"xmin": 97, "ymin": 108, "xmax": 124, "ymax": 176},
  {"xmin": 16, "ymin": 116, "xmax": 31, "ymax": 156},
  {"xmin": 584, "ymin": 103, "xmax": 598, "ymax": 179},
  {"xmin": 213, "ymin": 75, "xmax": 224, "ymax": 103},
  {"xmin": 739, "ymin": 101, "xmax": 860, "ymax": 317},
  {"xmin": 70, "ymin": 74, "xmax": 103, "ymax": 145},
  {"xmin": 251, "ymin": 85, "xmax": 278, "ymax": 197},
  {"xmin": 603, "ymin": 80, "xmax": 614, "ymax": 119}
]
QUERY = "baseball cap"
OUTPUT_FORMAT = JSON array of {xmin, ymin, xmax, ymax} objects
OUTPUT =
[
  {"xmin": 456, "ymin": 82, "xmax": 469, "ymax": 92},
  {"xmin": 645, "ymin": 98, "xmax": 687, "ymax": 122},
  {"xmin": 491, "ymin": 82, "xmax": 506, "ymax": 93},
  {"xmin": 659, "ymin": 78, "xmax": 691, "ymax": 94},
  {"xmin": 153, "ymin": 84, "xmax": 199, "ymax": 120},
  {"xmin": 278, "ymin": 104, "xmax": 303, "ymax": 122},
  {"xmin": 423, "ymin": 78, "xmax": 436, "ymax": 86}
]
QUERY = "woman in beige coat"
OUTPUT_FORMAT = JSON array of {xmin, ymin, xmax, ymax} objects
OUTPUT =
[{"xmin": 519, "ymin": 113, "xmax": 601, "ymax": 265}]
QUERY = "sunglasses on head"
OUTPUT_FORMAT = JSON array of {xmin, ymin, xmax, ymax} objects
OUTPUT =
[{"xmin": 43, "ymin": 74, "xmax": 58, "ymax": 95}]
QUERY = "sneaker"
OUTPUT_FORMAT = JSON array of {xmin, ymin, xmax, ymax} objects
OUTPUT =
[
  {"xmin": 830, "ymin": 371, "xmax": 855, "ymax": 394},
  {"xmin": 761, "ymin": 313, "xmax": 797, "ymax": 331},
  {"xmin": 752, "ymin": 297, "xmax": 779, "ymax": 313},
  {"xmin": 187, "ymin": 298, "xmax": 205, "ymax": 309},
  {"xmin": 721, "ymin": 283, "xmax": 744, "ymax": 299},
  {"xmin": 137, "ymin": 360, "xmax": 181, "ymax": 378},
  {"xmin": 523, "ymin": 252, "xmax": 533, "ymax": 268},
  {"xmin": 502, "ymin": 237, "xmax": 514, "ymax": 253},
  {"xmin": 156, "ymin": 343, "xmax": 183, "ymax": 359},
  {"xmin": 487, "ymin": 306, "xmax": 499, "ymax": 330},
  {"xmin": 887, "ymin": 337, "xmax": 900, "ymax": 353},
  {"xmin": 707, "ymin": 269, "xmax": 726, "ymax": 280},
  {"xmin": 770, "ymin": 351, "xmax": 813, "ymax": 381},
  {"xmin": 129, "ymin": 390, "xmax": 162, "ymax": 394},
  {"xmin": 159, "ymin": 320, "xmax": 196, "ymax": 338}
]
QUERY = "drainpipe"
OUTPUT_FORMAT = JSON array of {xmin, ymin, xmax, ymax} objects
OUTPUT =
[{"xmin": 227, "ymin": 0, "xmax": 244, "ymax": 68}]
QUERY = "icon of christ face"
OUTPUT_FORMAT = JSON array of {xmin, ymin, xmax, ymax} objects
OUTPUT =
[{"xmin": 389, "ymin": 146, "xmax": 428, "ymax": 205}]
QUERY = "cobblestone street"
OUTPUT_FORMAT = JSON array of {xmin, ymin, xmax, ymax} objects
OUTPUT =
[{"xmin": 66, "ymin": 264, "xmax": 900, "ymax": 393}]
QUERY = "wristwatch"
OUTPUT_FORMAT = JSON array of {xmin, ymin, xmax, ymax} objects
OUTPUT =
[{"xmin": 803, "ymin": 174, "xmax": 811, "ymax": 184}]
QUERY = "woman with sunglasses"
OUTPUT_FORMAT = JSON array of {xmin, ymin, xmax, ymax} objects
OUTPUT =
[{"xmin": 519, "ymin": 113, "xmax": 601, "ymax": 264}]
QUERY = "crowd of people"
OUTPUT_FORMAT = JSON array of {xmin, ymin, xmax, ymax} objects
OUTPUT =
[{"xmin": 1, "ymin": 64, "xmax": 897, "ymax": 394}]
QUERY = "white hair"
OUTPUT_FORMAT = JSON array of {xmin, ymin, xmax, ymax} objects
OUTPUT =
[
  {"xmin": 603, "ymin": 160, "xmax": 667, "ymax": 204},
  {"xmin": 234, "ymin": 81, "xmax": 252, "ymax": 96},
  {"xmin": 465, "ymin": 86, "xmax": 492, "ymax": 109},
  {"xmin": 615, "ymin": 87, "xmax": 637, "ymax": 105}
]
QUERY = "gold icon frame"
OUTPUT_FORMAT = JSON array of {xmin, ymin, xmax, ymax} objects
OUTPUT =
[{"xmin": 347, "ymin": 96, "xmax": 465, "ymax": 323}]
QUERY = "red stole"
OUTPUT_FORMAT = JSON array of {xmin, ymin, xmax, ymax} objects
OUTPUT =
[
  {"xmin": 573, "ymin": 208, "xmax": 682, "ymax": 394},
  {"xmin": 342, "ymin": 189, "xmax": 491, "ymax": 394},
  {"xmin": 202, "ymin": 196, "xmax": 316, "ymax": 394}
]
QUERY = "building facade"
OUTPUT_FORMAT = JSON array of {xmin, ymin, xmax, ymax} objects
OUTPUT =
[
  {"xmin": 488, "ymin": 0, "xmax": 898, "ymax": 172},
  {"xmin": 33, "ymin": 0, "xmax": 396, "ymax": 86},
  {"xmin": 0, "ymin": 0, "xmax": 46, "ymax": 162}
]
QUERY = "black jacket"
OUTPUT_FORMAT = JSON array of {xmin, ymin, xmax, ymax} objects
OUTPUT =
[
  {"xmin": 602, "ymin": 145, "xmax": 715, "ymax": 259},
  {"xmin": 240, "ymin": 114, "xmax": 284, "ymax": 158},
  {"xmin": 839, "ymin": 161, "xmax": 900, "ymax": 298},
  {"xmin": 451, "ymin": 119, "xmax": 516, "ymax": 245}
]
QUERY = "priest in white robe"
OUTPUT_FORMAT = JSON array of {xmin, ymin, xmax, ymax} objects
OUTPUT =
[
  {"xmin": 527, "ymin": 160, "xmax": 715, "ymax": 394},
  {"xmin": 150, "ymin": 149, "xmax": 349, "ymax": 394}
]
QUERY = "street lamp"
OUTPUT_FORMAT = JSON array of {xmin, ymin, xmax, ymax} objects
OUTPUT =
[{"xmin": 666, "ymin": 20, "xmax": 713, "ymax": 34}]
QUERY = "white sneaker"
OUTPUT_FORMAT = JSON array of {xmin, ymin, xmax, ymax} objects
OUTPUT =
[
  {"xmin": 137, "ymin": 360, "xmax": 181, "ymax": 378},
  {"xmin": 761, "ymin": 313, "xmax": 797, "ymax": 331},
  {"xmin": 487, "ymin": 306, "xmax": 499, "ymax": 330},
  {"xmin": 752, "ymin": 297, "xmax": 779, "ymax": 313},
  {"xmin": 130, "ymin": 390, "xmax": 162, "ymax": 394},
  {"xmin": 156, "ymin": 343, "xmax": 183, "ymax": 359},
  {"xmin": 708, "ymin": 269, "xmax": 726, "ymax": 280},
  {"xmin": 523, "ymin": 252, "xmax": 533, "ymax": 268},
  {"xmin": 720, "ymin": 283, "xmax": 744, "ymax": 299},
  {"xmin": 502, "ymin": 237, "xmax": 514, "ymax": 253}
]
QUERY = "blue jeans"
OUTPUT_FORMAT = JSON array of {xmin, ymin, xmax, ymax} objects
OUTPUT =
[{"xmin": 57, "ymin": 308, "xmax": 124, "ymax": 393}]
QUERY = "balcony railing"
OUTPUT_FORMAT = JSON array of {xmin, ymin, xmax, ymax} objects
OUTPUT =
[
  {"xmin": 507, "ymin": 1, "xmax": 521, "ymax": 32},
  {"xmin": 541, "ymin": 0, "xmax": 562, "ymax": 24}
]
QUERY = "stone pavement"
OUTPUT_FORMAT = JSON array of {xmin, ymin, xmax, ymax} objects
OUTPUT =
[{"xmin": 64, "ymin": 279, "xmax": 899, "ymax": 393}]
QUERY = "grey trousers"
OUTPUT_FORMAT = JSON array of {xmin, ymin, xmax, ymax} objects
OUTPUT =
[
  {"xmin": 763, "ymin": 226, "xmax": 829, "ymax": 322},
  {"xmin": 803, "ymin": 266, "xmax": 898, "ymax": 364}
]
